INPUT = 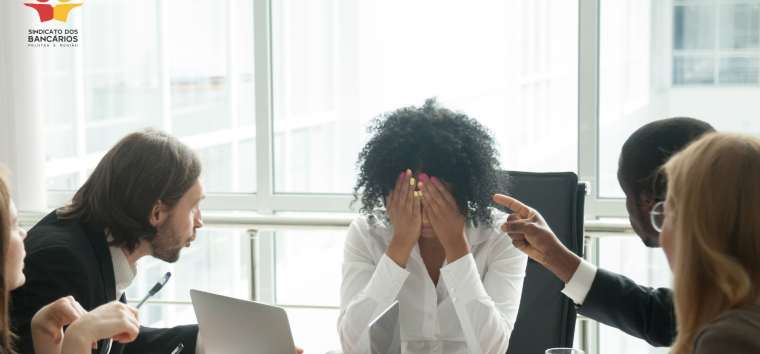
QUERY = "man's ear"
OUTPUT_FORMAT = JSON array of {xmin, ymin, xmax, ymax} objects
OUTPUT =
[
  {"xmin": 639, "ymin": 192, "xmax": 656, "ymax": 213},
  {"xmin": 149, "ymin": 200, "xmax": 166, "ymax": 227}
]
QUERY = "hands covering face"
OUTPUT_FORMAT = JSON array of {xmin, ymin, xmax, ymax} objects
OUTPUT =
[
  {"xmin": 386, "ymin": 170, "xmax": 466, "ymax": 244},
  {"xmin": 417, "ymin": 173, "xmax": 466, "ymax": 244},
  {"xmin": 386, "ymin": 170, "xmax": 422, "ymax": 244}
]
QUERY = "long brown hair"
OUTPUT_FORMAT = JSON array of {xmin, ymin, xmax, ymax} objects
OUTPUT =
[
  {"xmin": 57, "ymin": 128, "xmax": 202, "ymax": 253},
  {"xmin": 0, "ymin": 167, "xmax": 18, "ymax": 354},
  {"xmin": 664, "ymin": 133, "xmax": 760, "ymax": 354}
]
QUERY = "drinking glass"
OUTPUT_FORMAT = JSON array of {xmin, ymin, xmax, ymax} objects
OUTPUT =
[{"xmin": 546, "ymin": 349, "xmax": 585, "ymax": 354}]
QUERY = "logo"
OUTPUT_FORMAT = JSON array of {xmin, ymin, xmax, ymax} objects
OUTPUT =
[{"xmin": 25, "ymin": 0, "xmax": 82, "ymax": 23}]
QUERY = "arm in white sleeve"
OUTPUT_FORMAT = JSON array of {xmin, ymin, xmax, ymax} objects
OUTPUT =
[
  {"xmin": 439, "ymin": 236, "xmax": 528, "ymax": 354},
  {"xmin": 338, "ymin": 220, "xmax": 410, "ymax": 354},
  {"xmin": 561, "ymin": 258, "xmax": 598, "ymax": 305}
]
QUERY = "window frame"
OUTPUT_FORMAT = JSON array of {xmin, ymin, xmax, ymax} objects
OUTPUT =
[
  {"xmin": 672, "ymin": 0, "xmax": 760, "ymax": 86},
  {"xmin": 45, "ymin": 0, "xmax": 626, "ymax": 216},
  {"xmin": 40, "ymin": 1, "xmax": 627, "ymax": 353}
]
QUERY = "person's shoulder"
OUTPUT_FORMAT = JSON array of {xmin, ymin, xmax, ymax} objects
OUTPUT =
[
  {"xmin": 693, "ymin": 306, "xmax": 760, "ymax": 354},
  {"xmin": 348, "ymin": 212, "xmax": 372, "ymax": 233},
  {"xmin": 704, "ymin": 306, "xmax": 760, "ymax": 328},
  {"xmin": 469, "ymin": 208, "xmax": 510, "ymax": 241},
  {"xmin": 469, "ymin": 208, "xmax": 519, "ymax": 250},
  {"xmin": 348, "ymin": 209, "xmax": 391, "ymax": 239},
  {"xmin": 26, "ymin": 209, "xmax": 93, "ymax": 254}
]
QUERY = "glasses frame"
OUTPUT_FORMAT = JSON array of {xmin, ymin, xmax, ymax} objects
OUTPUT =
[{"xmin": 650, "ymin": 201, "xmax": 666, "ymax": 232}]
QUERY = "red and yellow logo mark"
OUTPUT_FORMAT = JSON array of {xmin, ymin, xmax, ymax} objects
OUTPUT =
[{"xmin": 25, "ymin": 0, "xmax": 82, "ymax": 23}]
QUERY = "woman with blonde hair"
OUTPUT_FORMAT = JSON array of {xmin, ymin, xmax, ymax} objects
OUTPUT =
[
  {"xmin": 659, "ymin": 132, "xmax": 760, "ymax": 353},
  {"xmin": 0, "ymin": 167, "xmax": 140, "ymax": 354}
]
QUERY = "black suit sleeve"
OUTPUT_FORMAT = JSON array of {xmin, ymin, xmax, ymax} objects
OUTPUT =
[
  {"xmin": 116, "ymin": 325, "xmax": 199, "ymax": 354},
  {"xmin": 576, "ymin": 268, "xmax": 676, "ymax": 347},
  {"xmin": 10, "ymin": 245, "xmax": 92, "ymax": 354}
]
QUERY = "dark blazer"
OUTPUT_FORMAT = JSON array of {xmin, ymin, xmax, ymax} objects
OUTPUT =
[
  {"xmin": 576, "ymin": 268, "xmax": 676, "ymax": 347},
  {"xmin": 10, "ymin": 210, "xmax": 198, "ymax": 354}
]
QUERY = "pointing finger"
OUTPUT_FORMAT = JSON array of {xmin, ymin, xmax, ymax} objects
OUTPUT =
[{"xmin": 493, "ymin": 194, "xmax": 532, "ymax": 219}]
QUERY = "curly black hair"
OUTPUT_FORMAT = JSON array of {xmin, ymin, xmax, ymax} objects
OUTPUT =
[{"xmin": 352, "ymin": 98, "xmax": 504, "ymax": 227}]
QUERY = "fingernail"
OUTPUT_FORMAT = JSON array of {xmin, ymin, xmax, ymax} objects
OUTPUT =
[
  {"xmin": 410, "ymin": 177, "xmax": 415, "ymax": 186},
  {"xmin": 414, "ymin": 191, "xmax": 419, "ymax": 196},
  {"xmin": 418, "ymin": 190, "xmax": 423, "ymax": 196},
  {"xmin": 399, "ymin": 172, "xmax": 404, "ymax": 179},
  {"xmin": 431, "ymin": 176, "xmax": 439, "ymax": 183},
  {"xmin": 406, "ymin": 169, "xmax": 412, "ymax": 177},
  {"xmin": 418, "ymin": 182, "xmax": 424, "ymax": 189},
  {"xmin": 420, "ymin": 173, "xmax": 428, "ymax": 181}
]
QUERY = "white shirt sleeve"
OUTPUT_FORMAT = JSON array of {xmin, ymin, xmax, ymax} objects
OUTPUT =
[
  {"xmin": 561, "ymin": 258, "xmax": 598, "ymax": 305},
  {"xmin": 338, "ymin": 220, "xmax": 410, "ymax": 354},
  {"xmin": 439, "ymin": 240, "xmax": 527, "ymax": 354}
]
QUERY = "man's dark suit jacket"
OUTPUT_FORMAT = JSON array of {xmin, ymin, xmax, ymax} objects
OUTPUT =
[
  {"xmin": 577, "ymin": 268, "xmax": 676, "ymax": 347},
  {"xmin": 10, "ymin": 210, "xmax": 198, "ymax": 354}
]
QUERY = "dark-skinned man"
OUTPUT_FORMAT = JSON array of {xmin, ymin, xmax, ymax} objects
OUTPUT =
[{"xmin": 494, "ymin": 118, "xmax": 715, "ymax": 347}]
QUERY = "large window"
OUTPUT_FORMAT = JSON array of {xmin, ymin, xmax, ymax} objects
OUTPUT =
[
  {"xmin": 42, "ymin": 0, "xmax": 256, "ymax": 194},
  {"xmin": 593, "ymin": 2, "xmax": 759, "ymax": 353},
  {"xmin": 673, "ymin": 0, "xmax": 760, "ymax": 85},
  {"xmin": 39, "ymin": 1, "xmax": 578, "ymax": 351},
  {"xmin": 598, "ymin": 0, "xmax": 760, "ymax": 199},
  {"xmin": 270, "ymin": 0, "xmax": 579, "ymax": 194}
]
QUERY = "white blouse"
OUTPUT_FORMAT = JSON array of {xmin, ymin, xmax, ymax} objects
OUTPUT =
[{"xmin": 338, "ymin": 209, "xmax": 528, "ymax": 354}]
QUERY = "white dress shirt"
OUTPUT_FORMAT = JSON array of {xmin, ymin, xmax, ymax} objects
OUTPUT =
[
  {"xmin": 338, "ymin": 209, "xmax": 528, "ymax": 354},
  {"xmin": 106, "ymin": 231, "xmax": 205, "ymax": 354},
  {"xmin": 561, "ymin": 258, "xmax": 598, "ymax": 305},
  {"xmin": 107, "ymin": 235, "xmax": 137, "ymax": 301}
]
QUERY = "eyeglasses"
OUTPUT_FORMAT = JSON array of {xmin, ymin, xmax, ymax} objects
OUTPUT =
[{"xmin": 650, "ymin": 201, "xmax": 666, "ymax": 232}]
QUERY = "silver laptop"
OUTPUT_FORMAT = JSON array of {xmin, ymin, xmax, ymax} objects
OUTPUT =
[
  {"xmin": 190, "ymin": 289, "xmax": 298, "ymax": 354},
  {"xmin": 368, "ymin": 301, "xmax": 401, "ymax": 354}
]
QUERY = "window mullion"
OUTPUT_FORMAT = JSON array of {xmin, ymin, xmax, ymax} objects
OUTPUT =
[
  {"xmin": 228, "ymin": 0, "xmax": 241, "ymax": 192},
  {"xmin": 578, "ymin": 0, "xmax": 600, "ymax": 221},
  {"xmin": 579, "ymin": 0, "xmax": 601, "ymax": 353},
  {"xmin": 252, "ymin": 0, "xmax": 277, "ymax": 305},
  {"xmin": 157, "ymin": 0, "xmax": 172, "ymax": 133},
  {"xmin": 255, "ymin": 0, "xmax": 273, "ymax": 214}
]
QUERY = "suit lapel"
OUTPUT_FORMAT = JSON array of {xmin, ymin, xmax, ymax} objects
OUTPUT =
[{"xmin": 85, "ymin": 226, "xmax": 117, "ymax": 302}]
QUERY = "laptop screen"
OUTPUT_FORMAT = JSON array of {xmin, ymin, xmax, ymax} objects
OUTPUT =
[{"xmin": 368, "ymin": 301, "xmax": 401, "ymax": 354}]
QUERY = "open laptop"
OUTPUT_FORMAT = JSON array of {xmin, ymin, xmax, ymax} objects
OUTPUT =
[
  {"xmin": 190, "ymin": 289, "xmax": 298, "ymax": 354},
  {"xmin": 368, "ymin": 301, "xmax": 401, "ymax": 354}
]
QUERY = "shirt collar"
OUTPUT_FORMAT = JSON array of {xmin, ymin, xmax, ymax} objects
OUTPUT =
[{"xmin": 105, "ymin": 229, "xmax": 137, "ymax": 287}]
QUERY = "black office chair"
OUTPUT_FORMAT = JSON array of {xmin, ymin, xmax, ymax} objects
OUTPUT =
[
  {"xmin": 499, "ymin": 171, "xmax": 586, "ymax": 354},
  {"xmin": 327, "ymin": 172, "xmax": 585, "ymax": 354}
]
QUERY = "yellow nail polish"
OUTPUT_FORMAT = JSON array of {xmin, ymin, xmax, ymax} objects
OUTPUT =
[
  {"xmin": 410, "ymin": 177, "xmax": 415, "ymax": 186},
  {"xmin": 414, "ymin": 191, "xmax": 419, "ymax": 196},
  {"xmin": 418, "ymin": 191, "xmax": 423, "ymax": 196}
]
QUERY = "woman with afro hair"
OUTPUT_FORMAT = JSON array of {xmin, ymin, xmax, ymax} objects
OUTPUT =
[{"xmin": 338, "ymin": 99, "xmax": 528, "ymax": 354}]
